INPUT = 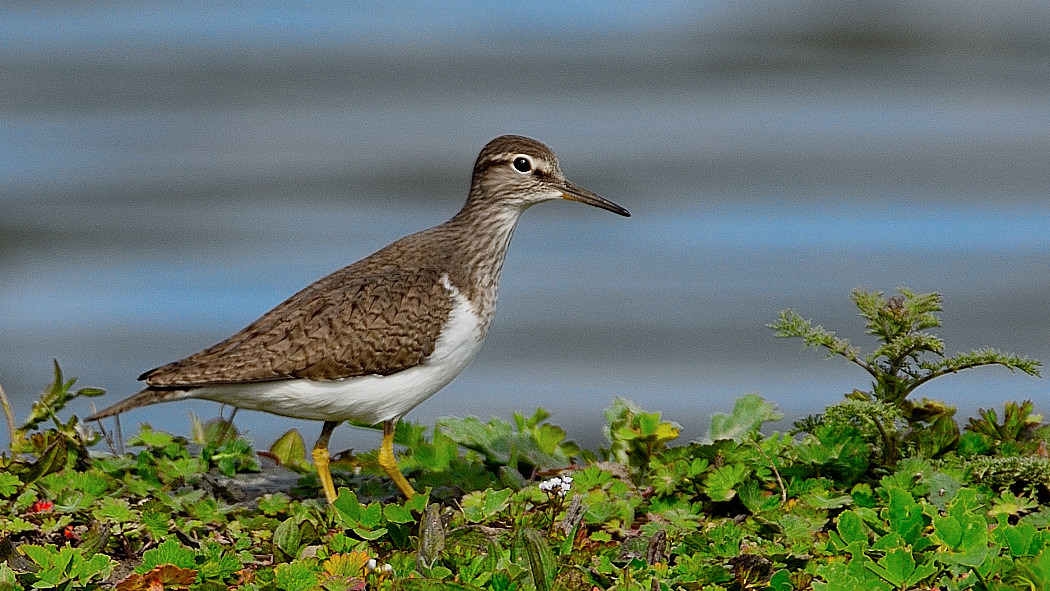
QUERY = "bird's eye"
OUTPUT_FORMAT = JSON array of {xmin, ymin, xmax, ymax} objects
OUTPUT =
[{"xmin": 512, "ymin": 156, "xmax": 532, "ymax": 173}]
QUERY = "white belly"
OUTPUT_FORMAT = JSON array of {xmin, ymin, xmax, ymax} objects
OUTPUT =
[{"xmin": 189, "ymin": 279, "xmax": 485, "ymax": 424}]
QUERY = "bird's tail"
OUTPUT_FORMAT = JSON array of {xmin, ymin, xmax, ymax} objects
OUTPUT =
[{"xmin": 85, "ymin": 388, "xmax": 192, "ymax": 421}]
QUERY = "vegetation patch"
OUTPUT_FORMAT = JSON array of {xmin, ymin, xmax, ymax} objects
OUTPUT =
[{"xmin": 1, "ymin": 287, "xmax": 1047, "ymax": 590}]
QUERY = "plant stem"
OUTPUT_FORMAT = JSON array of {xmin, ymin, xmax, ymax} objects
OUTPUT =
[
  {"xmin": 0, "ymin": 376, "xmax": 19, "ymax": 454},
  {"xmin": 751, "ymin": 440, "xmax": 787, "ymax": 506},
  {"xmin": 872, "ymin": 416, "xmax": 896, "ymax": 465}
]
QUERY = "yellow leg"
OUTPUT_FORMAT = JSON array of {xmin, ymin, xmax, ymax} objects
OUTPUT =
[
  {"xmin": 378, "ymin": 420, "xmax": 416, "ymax": 499},
  {"xmin": 312, "ymin": 420, "xmax": 340, "ymax": 503}
]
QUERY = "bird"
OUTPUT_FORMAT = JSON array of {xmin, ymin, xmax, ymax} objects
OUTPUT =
[{"xmin": 86, "ymin": 134, "xmax": 630, "ymax": 503}]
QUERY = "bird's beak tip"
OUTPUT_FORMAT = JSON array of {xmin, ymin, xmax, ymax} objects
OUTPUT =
[{"xmin": 561, "ymin": 187, "xmax": 631, "ymax": 218}]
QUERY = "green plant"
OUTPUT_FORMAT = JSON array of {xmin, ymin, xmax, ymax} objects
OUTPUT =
[
  {"xmin": 0, "ymin": 362, "xmax": 104, "ymax": 496},
  {"xmin": 436, "ymin": 408, "xmax": 587, "ymax": 481},
  {"xmin": 966, "ymin": 400, "xmax": 1049, "ymax": 456},
  {"xmin": 697, "ymin": 393, "xmax": 784, "ymax": 445},
  {"xmin": 3, "ymin": 360, "xmax": 105, "ymax": 454},
  {"xmin": 772, "ymin": 287, "xmax": 1041, "ymax": 465},
  {"xmin": 14, "ymin": 543, "xmax": 116, "ymax": 589},
  {"xmin": 970, "ymin": 455, "xmax": 1050, "ymax": 498},
  {"xmin": 771, "ymin": 287, "xmax": 1040, "ymax": 411},
  {"xmin": 3, "ymin": 297, "xmax": 1049, "ymax": 591},
  {"xmin": 603, "ymin": 397, "xmax": 681, "ymax": 477}
]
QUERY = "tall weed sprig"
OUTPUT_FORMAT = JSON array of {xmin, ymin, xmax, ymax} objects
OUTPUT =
[
  {"xmin": 772, "ymin": 287, "xmax": 1041, "ymax": 464},
  {"xmin": 771, "ymin": 287, "xmax": 1040, "ymax": 411}
]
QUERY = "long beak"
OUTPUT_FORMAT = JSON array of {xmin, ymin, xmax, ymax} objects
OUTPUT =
[{"xmin": 561, "ymin": 180, "xmax": 631, "ymax": 217}]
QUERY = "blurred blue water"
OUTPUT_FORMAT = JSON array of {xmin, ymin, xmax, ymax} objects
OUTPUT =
[{"xmin": 2, "ymin": 2, "xmax": 1048, "ymax": 451}]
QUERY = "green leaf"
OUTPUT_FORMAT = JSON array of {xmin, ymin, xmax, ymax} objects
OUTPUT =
[
  {"xmin": 404, "ymin": 489, "xmax": 430, "ymax": 514},
  {"xmin": 436, "ymin": 416, "xmax": 511, "ymax": 460},
  {"xmin": 836, "ymin": 510, "xmax": 869, "ymax": 545},
  {"xmin": 332, "ymin": 489, "xmax": 363, "ymax": 523},
  {"xmin": 935, "ymin": 513, "xmax": 963, "ymax": 547},
  {"xmin": 130, "ymin": 425, "xmax": 176, "ymax": 449},
  {"xmin": 884, "ymin": 487, "xmax": 924, "ymax": 546},
  {"xmin": 257, "ymin": 493, "xmax": 291, "ymax": 515},
  {"xmin": 1005, "ymin": 546, "xmax": 1050, "ymax": 591},
  {"xmin": 0, "ymin": 516, "xmax": 35, "ymax": 535},
  {"xmin": 737, "ymin": 479, "xmax": 780, "ymax": 513},
  {"xmin": 602, "ymin": 397, "xmax": 680, "ymax": 469},
  {"xmin": 705, "ymin": 521, "xmax": 745, "ymax": 558},
  {"xmin": 768, "ymin": 569, "xmax": 793, "ymax": 591},
  {"xmin": 93, "ymin": 497, "xmax": 135, "ymax": 522},
  {"xmin": 631, "ymin": 411, "xmax": 654, "ymax": 436},
  {"xmin": 18, "ymin": 543, "xmax": 115, "ymax": 587},
  {"xmin": 194, "ymin": 542, "xmax": 242, "ymax": 581},
  {"xmin": 17, "ymin": 544, "xmax": 55, "ymax": 570},
  {"xmin": 274, "ymin": 560, "xmax": 320, "ymax": 591},
  {"xmin": 352, "ymin": 526, "xmax": 388, "ymax": 540},
  {"xmin": 155, "ymin": 456, "xmax": 207, "ymax": 483},
  {"xmin": 704, "ymin": 463, "xmax": 750, "ymax": 502},
  {"xmin": 461, "ymin": 488, "xmax": 513, "ymax": 523},
  {"xmin": 0, "ymin": 472, "xmax": 22, "ymax": 497},
  {"xmin": 269, "ymin": 429, "xmax": 310, "ymax": 472},
  {"xmin": 777, "ymin": 513, "xmax": 825, "ymax": 551},
  {"xmin": 21, "ymin": 437, "xmax": 68, "ymax": 484},
  {"xmin": 700, "ymin": 394, "xmax": 783, "ymax": 444},
  {"xmin": 384, "ymin": 503, "xmax": 414, "ymax": 524},
  {"xmin": 925, "ymin": 470, "xmax": 962, "ymax": 511},
  {"xmin": 70, "ymin": 552, "xmax": 115, "ymax": 584},
  {"xmin": 865, "ymin": 546, "xmax": 937, "ymax": 588},
  {"xmin": 806, "ymin": 492, "xmax": 854, "ymax": 510},
  {"xmin": 357, "ymin": 501, "xmax": 384, "ymax": 529},
  {"xmin": 272, "ymin": 517, "xmax": 302, "ymax": 561},
  {"xmin": 931, "ymin": 488, "xmax": 989, "ymax": 567},
  {"xmin": 795, "ymin": 424, "xmax": 870, "ymax": 485},
  {"xmin": 406, "ymin": 429, "xmax": 459, "ymax": 473},
  {"xmin": 191, "ymin": 414, "xmax": 233, "ymax": 445},
  {"xmin": 994, "ymin": 522, "xmax": 1042, "ymax": 558},
  {"xmin": 140, "ymin": 510, "xmax": 171, "ymax": 539},
  {"xmin": 516, "ymin": 529, "xmax": 555, "ymax": 591},
  {"xmin": 814, "ymin": 559, "xmax": 892, "ymax": 591},
  {"xmin": 140, "ymin": 538, "xmax": 196, "ymax": 571}
]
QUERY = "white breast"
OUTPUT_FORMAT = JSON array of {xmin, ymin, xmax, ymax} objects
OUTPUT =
[{"xmin": 190, "ymin": 275, "xmax": 486, "ymax": 424}]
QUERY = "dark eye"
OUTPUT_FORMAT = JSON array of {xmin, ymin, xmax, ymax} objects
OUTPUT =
[{"xmin": 512, "ymin": 156, "xmax": 532, "ymax": 173}]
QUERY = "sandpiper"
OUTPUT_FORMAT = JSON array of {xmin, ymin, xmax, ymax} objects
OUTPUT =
[{"xmin": 87, "ymin": 134, "xmax": 630, "ymax": 502}]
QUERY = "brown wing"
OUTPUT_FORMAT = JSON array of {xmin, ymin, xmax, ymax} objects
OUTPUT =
[{"xmin": 141, "ymin": 264, "xmax": 454, "ymax": 387}]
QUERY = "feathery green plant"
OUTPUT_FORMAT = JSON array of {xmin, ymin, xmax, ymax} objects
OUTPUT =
[
  {"xmin": 770, "ymin": 287, "xmax": 1040, "ymax": 411},
  {"xmin": 771, "ymin": 287, "xmax": 1042, "ymax": 465}
]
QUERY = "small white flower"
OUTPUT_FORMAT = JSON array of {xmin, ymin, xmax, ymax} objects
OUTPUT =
[
  {"xmin": 365, "ymin": 558, "xmax": 394, "ymax": 574},
  {"xmin": 538, "ymin": 475, "xmax": 572, "ymax": 497}
]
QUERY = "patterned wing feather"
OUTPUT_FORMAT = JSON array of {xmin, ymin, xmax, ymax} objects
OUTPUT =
[{"xmin": 141, "ymin": 264, "xmax": 454, "ymax": 386}]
